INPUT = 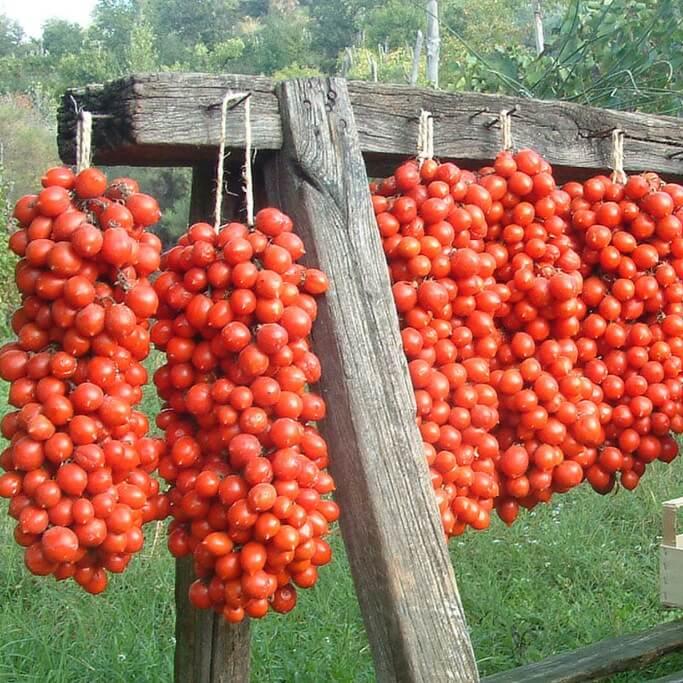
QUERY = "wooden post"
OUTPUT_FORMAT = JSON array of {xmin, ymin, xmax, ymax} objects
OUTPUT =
[
  {"xmin": 533, "ymin": 0, "xmax": 544, "ymax": 56},
  {"xmin": 410, "ymin": 30, "xmax": 424, "ymax": 85},
  {"xmin": 174, "ymin": 162, "xmax": 251, "ymax": 683},
  {"xmin": 425, "ymin": 0, "xmax": 440, "ymax": 88},
  {"xmin": 263, "ymin": 77, "xmax": 478, "ymax": 682}
]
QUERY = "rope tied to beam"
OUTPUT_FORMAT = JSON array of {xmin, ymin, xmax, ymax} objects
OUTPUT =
[
  {"xmin": 214, "ymin": 91, "xmax": 253, "ymax": 232},
  {"xmin": 76, "ymin": 110, "xmax": 93, "ymax": 172},
  {"xmin": 499, "ymin": 109, "xmax": 513, "ymax": 152},
  {"xmin": 243, "ymin": 94, "xmax": 254, "ymax": 227},
  {"xmin": 611, "ymin": 128, "xmax": 627, "ymax": 185},
  {"xmin": 416, "ymin": 110, "xmax": 434, "ymax": 168}
]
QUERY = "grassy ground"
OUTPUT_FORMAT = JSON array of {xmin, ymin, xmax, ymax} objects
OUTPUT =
[{"xmin": 1, "ymin": 370, "xmax": 683, "ymax": 681}]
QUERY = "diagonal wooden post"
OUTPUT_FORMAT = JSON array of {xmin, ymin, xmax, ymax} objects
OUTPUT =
[
  {"xmin": 174, "ymin": 162, "xmax": 251, "ymax": 683},
  {"xmin": 262, "ymin": 77, "xmax": 479, "ymax": 682}
]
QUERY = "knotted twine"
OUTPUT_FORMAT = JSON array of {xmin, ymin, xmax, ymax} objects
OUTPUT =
[
  {"xmin": 499, "ymin": 109, "xmax": 513, "ymax": 152},
  {"xmin": 611, "ymin": 128, "xmax": 627, "ymax": 185},
  {"xmin": 416, "ymin": 109, "xmax": 434, "ymax": 168},
  {"xmin": 76, "ymin": 110, "xmax": 93, "ymax": 172},
  {"xmin": 214, "ymin": 91, "xmax": 254, "ymax": 232}
]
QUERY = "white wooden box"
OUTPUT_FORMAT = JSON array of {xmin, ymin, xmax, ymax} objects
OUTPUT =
[{"xmin": 660, "ymin": 496, "xmax": 683, "ymax": 608}]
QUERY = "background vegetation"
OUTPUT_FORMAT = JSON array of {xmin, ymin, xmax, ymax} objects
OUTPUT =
[{"xmin": 1, "ymin": 0, "xmax": 683, "ymax": 680}]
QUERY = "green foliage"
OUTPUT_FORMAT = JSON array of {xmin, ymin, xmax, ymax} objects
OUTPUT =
[
  {"xmin": 173, "ymin": 38, "xmax": 245, "ymax": 73},
  {"xmin": 271, "ymin": 62, "xmax": 322, "ymax": 80},
  {"xmin": 126, "ymin": 16, "xmax": 160, "ymax": 72},
  {"xmin": 145, "ymin": 0, "xmax": 240, "ymax": 66},
  {"xmin": 304, "ymin": 0, "xmax": 364, "ymax": 68},
  {"xmin": 533, "ymin": 0, "xmax": 683, "ymax": 113},
  {"xmin": 55, "ymin": 43, "xmax": 121, "ymax": 90},
  {"xmin": 0, "ymin": 14, "xmax": 23, "ymax": 58},
  {"xmin": 0, "ymin": 94, "xmax": 56, "ymax": 337},
  {"xmin": 238, "ymin": 8, "xmax": 316, "ymax": 76},
  {"xmin": 0, "ymin": 158, "xmax": 17, "ymax": 339},
  {"xmin": 345, "ymin": 46, "xmax": 416, "ymax": 84},
  {"xmin": 363, "ymin": 1, "xmax": 423, "ymax": 51},
  {"xmin": 91, "ymin": 0, "xmax": 140, "ymax": 59},
  {"xmin": 42, "ymin": 19, "xmax": 85, "ymax": 59},
  {"xmin": 0, "ymin": 95, "xmax": 57, "ymax": 202}
]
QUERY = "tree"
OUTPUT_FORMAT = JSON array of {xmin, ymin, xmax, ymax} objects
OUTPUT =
[
  {"xmin": 305, "ymin": 0, "xmax": 365, "ymax": 69},
  {"xmin": 127, "ymin": 16, "xmax": 160, "ymax": 71},
  {"xmin": 146, "ymin": 0, "xmax": 240, "ymax": 54},
  {"xmin": 42, "ymin": 19, "xmax": 84, "ymax": 58},
  {"xmin": 235, "ymin": 7, "xmax": 316, "ymax": 75},
  {"xmin": 0, "ymin": 13, "xmax": 24, "ymax": 57},
  {"xmin": 91, "ymin": 0, "xmax": 140, "ymax": 66}
]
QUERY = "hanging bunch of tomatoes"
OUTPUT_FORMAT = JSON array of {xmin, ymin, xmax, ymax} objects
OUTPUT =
[
  {"xmin": 151, "ymin": 209, "xmax": 338, "ymax": 623},
  {"xmin": 2, "ymin": 131, "xmax": 682, "ymax": 610},
  {"xmin": 0, "ymin": 167, "xmax": 168, "ymax": 592},
  {"xmin": 372, "ymin": 147, "xmax": 683, "ymax": 534}
]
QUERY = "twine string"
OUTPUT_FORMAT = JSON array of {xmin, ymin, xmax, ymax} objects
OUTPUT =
[
  {"xmin": 243, "ymin": 95, "xmax": 254, "ymax": 227},
  {"xmin": 611, "ymin": 128, "xmax": 627, "ymax": 184},
  {"xmin": 76, "ymin": 110, "xmax": 93, "ymax": 173},
  {"xmin": 214, "ymin": 91, "xmax": 253, "ymax": 231},
  {"xmin": 500, "ymin": 109, "xmax": 513, "ymax": 151},
  {"xmin": 214, "ymin": 93, "xmax": 232, "ymax": 232},
  {"xmin": 416, "ymin": 110, "xmax": 434, "ymax": 167}
]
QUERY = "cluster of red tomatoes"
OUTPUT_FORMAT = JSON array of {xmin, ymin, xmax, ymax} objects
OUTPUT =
[
  {"xmin": 151, "ymin": 210, "xmax": 338, "ymax": 622},
  {"xmin": 372, "ymin": 148, "xmax": 683, "ymax": 533},
  {"xmin": 0, "ymin": 167, "xmax": 167, "ymax": 593}
]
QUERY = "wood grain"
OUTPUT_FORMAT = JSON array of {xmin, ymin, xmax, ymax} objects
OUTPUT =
[
  {"xmin": 58, "ymin": 72, "xmax": 683, "ymax": 180},
  {"xmin": 482, "ymin": 619, "xmax": 683, "ymax": 683},
  {"xmin": 173, "ymin": 162, "xmax": 250, "ymax": 683},
  {"xmin": 262, "ymin": 76, "xmax": 478, "ymax": 682}
]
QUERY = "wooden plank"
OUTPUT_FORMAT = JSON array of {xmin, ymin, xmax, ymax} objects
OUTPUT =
[
  {"xmin": 661, "ymin": 544, "xmax": 683, "ymax": 609},
  {"xmin": 174, "ymin": 162, "xmax": 250, "ymax": 683},
  {"xmin": 58, "ymin": 72, "xmax": 683, "ymax": 180},
  {"xmin": 482, "ymin": 620, "xmax": 683, "ymax": 683},
  {"xmin": 661, "ymin": 497, "xmax": 683, "ymax": 609},
  {"xmin": 663, "ymin": 499, "xmax": 683, "ymax": 546},
  {"xmin": 262, "ymin": 76, "xmax": 478, "ymax": 682},
  {"xmin": 59, "ymin": 74, "xmax": 281, "ymax": 167}
]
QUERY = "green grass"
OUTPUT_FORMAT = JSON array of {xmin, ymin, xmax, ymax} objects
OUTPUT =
[{"xmin": 1, "ymin": 368, "xmax": 683, "ymax": 681}]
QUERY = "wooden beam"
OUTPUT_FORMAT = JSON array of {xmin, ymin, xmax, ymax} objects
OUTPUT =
[
  {"xmin": 482, "ymin": 620, "xmax": 683, "ymax": 683},
  {"xmin": 58, "ymin": 72, "xmax": 683, "ymax": 180},
  {"xmin": 262, "ymin": 76, "xmax": 478, "ymax": 682},
  {"xmin": 174, "ymin": 162, "xmax": 251, "ymax": 683}
]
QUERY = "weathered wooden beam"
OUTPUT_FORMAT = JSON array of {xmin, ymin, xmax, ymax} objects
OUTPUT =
[
  {"xmin": 482, "ymin": 620, "xmax": 683, "ymax": 683},
  {"xmin": 58, "ymin": 72, "xmax": 683, "ymax": 180},
  {"xmin": 174, "ymin": 162, "xmax": 250, "ymax": 683},
  {"xmin": 262, "ymin": 76, "xmax": 478, "ymax": 682}
]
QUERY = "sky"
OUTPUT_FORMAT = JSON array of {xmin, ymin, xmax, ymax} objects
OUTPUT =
[{"xmin": 1, "ymin": 0, "xmax": 96, "ymax": 39}]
